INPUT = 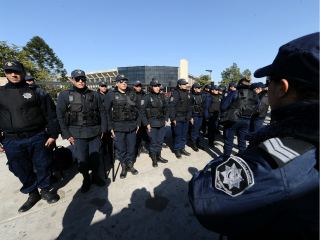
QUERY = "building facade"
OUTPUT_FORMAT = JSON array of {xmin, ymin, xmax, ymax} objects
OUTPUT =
[{"xmin": 118, "ymin": 66, "xmax": 178, "ymax": 87}]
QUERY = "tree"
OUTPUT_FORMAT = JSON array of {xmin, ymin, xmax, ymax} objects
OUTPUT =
[
  {"xmin": 220, "ymin": 63, "xmax": 242, "ymax": 87},
  {"xmin": 23, "ymin": 36, "xmax": 67, "ymax": 81},
  {"xmin": 198, "ymin": 74, "xmax": 211, "ymax": 86},
  {"xmin": 242, "ymin": 69, "xmax": 252, "ymax": 80}
]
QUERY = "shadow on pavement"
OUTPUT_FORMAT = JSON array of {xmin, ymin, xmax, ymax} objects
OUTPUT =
[{"xmin": 56, "ymin": 168, "xmax": 217, "ymax": 240}]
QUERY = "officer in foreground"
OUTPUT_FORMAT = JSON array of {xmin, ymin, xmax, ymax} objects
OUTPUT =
[
  {"xmin": 189, "ymin": 32, "xmax": 319, "ymax": 240},
  {"xmin": 104, "ymin": 75, "xmax": 140, "ymax": 178},
  {"xmin": 170, "ymin": 79, "xmax": 192, "ymax": 158},
  {"xmin": 57, "ymin": 70, "xmax": 107, "ymax": 193},
  {"xmin": 140, "ymin": 79, "xmax": 169, "ymax": 167},
  {"xmin": 0, "ymin": 60, "xmax": 60, "ymax": 212}
]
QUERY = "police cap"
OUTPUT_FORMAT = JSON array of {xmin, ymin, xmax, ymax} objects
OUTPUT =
[
  {"xmin": 150, "ymin": 79, "xmax": 161, "ymax": 86},
  {"xmin": 3, "ymin": 60, "xmax": 25, "ymax": 73},
  {"xmin": 115, "ymin": 74, "xmax": 128, "ymax": 82},
  {"xmin": 71, "ymin": 69, "xmax": 86, "ymax": 78},
  {"xmin": 25, "ymin": 72, "xmax": 35, "ymax": 81},
  {"xmin": 133, "ymin": 80, "xmax": 142, "ymax": 86},
  {"xmin": 177, "ymin": 79, "xmax": 188, "ymax": 85},
  {"xmin": 192, "ymin": 83, "xmax": 201, "ymax": 88},
  {"xmin": 99, "ymin": 82, "xmax": 107, "ymax": 87},
  {"xmin": 254, "ymin": 32, "xmax": 319, "ymax": 89},
  {"xmin": 251, "ymin": 82, "xmax": 265, "ymax": 89}
]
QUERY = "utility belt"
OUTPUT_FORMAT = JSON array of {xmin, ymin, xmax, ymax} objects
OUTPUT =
[{"xmin": 4, "ymin": 129, "xmax": 44, "ymax": 139}]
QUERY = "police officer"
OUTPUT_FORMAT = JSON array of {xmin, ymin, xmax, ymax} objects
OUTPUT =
[
  {"xmin": 140, "ymin": 79, "xmax": 169, "ymax": 167},
  {"xmin": 189, "ymin": 32, "xmax": 319, "ymax": 240},
  {"xmin": 170, "ymin": 79, "xmax": 192, "ymax": 158},
  {"xmin": 56, "ymin": 69, "xmax": 107, "ymax": 193},
  {"xmin": 204, "ymin": 85, "xmax": 221, "ymax": 148},
  {"xmin": 190, "ymin": 83, "xmax": 205, "ymax": 151},
  {"xmin": 220, "ymin": 77, "xmax": 258, "ymax": 159},
  {"xmin": 0, "ymin": 60, "xmax": 60, "ymax": 212},
  {"xmin": 249, "ymin": 82, "xmax": 269, "ymax": 134},
  {"xmin": 132, "ymin": 80, "xmax": 149, "ymax": 156},
  {"xmin": 201, "ymin": 84, "xmax": 211, "ymax": 136},
  {"xmin": 104, "ymin": 75, "xmax": 140, "ymax": 178},
  {"xmin": 97, "ymin": 82, "xmax": 108, "ymax": 96}
]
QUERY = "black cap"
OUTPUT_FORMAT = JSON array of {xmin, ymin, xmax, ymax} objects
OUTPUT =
[
  {"xmin": 115, "ymin": 74, "xmax": 128, "ymax": 82},
  {"xmin": 150, "ymin": 79, "xmax": 161, "ymax": 86},
  {"xmin": 99, "ymin": 82, "xmax": 107, "ymax": 86},
  {"xmin": 25, "ymin": 72, "xmax": 35, "ymax": 81},
  {"xmin": 211, "ymin": 85, "xmax": 219, "ymax": 91},
  {"xmin": 228, "ymin": 82, "xmax": 237, "ymax": 88},
  {"xmin": 192, "ymin": 83, "xmax": 201, "ymax": 88},
  {"xmin": 177, "ymin": 79, "xmax": 188, "ymax": 85},
  {"xmin": 71, "ymin": 69, "xmax": 86, "ymax": 78},
  {"xmin": 254, "ymin": 32, "xmax": 319, "ymax": 88},
  {"xmin": 3, "ymin": 60, "xmax": 25, "ymax": 73},
  {"xmin": 133, "ymin": 80, "xmax": 142, "ymax": 86},
  {"xmin": 251, "ymin": 82, "xmax": 265, "ymax": 89}
]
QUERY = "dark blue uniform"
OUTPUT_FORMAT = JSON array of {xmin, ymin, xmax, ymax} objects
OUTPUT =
[
  {"xmin": 104, "ymin": 87, "xmax": 140, "ymax": 177},
  {"xmin": 189, "ymin": 101, "xmax": 319, "ymax": 240},
  {"xmin": 170, "ymin": 88, "xmax": 192, "ymax": 154},
  {"xmin": 190, "ymin": 92, "xmax": 205, "ymax": 148},
  {"xmin": 56, "ymin": 86, "xmax": 107, "ymax": 191},
  {"xmin": 140, "ymin": 91, "xmax": 169, "ymax": 166},
  {"xmin": 204, "ymin": 92, "xmax": 221, "ymax": 147},
  {"xmin": 0, "ymin": 81, "xmax": 59, "ymax": 194}
]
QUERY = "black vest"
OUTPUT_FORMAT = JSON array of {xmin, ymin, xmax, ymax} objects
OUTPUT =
[
  {"xmin": 209, "ymin": 94, "xmax": 221, "ymax": 113},
  {"xmin": 0, "ymin": 86, "xmax": 46, "ymax": 133},
  {"xmin": 66, "ymin": 90, "xmax": 100, "ymax": 126},
  {"xmin": 176, "ymin": 89, "xmax": 191, "ymax": 116},
  {"xmin": 146, "ymin": 93, "xmax": 165, "ymax": 119},
  {"xmin": 192, "ymin": 94, "xmax": 204, "ymax": 114},
  {"xmin": 112, "ymin": 91, "xmax": 138, "ymax": 122},
  {"xmin": 238, "ymin": 88, "xmax": 258, "ymax": 117}
]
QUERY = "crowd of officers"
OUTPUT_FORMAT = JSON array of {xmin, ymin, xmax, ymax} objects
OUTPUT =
[{"xmin": 0, "ymin": 60, "xmax": 269, "ymax": 213}]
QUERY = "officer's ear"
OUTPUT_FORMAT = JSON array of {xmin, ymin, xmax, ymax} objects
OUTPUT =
[{"xmin": 278, "ymin": 79, "xmax": 289, "ymax": 98}]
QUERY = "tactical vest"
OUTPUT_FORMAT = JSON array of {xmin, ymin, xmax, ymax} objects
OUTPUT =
[
  {"xmin": 209, "ymin": 94, "xmax": 221, "ymax": 113},
  {"xmin": 0, "ymin": 86, "xmax": 46, "ymax": 132},
  {"xmin": 238, "ymin": 88, "xmax": 257, "ymax": 117},
  {"xmin": 176, "ymin": 90, "xmax": 191, "ymax": 116},
  {"xmin": 66, "ymin": 90, "xmax": 100, "ymax": 126},
  {"xmin": 146, "ymin": 93, "xmax": 165, "ymax": 119},
  {"xmin": 192, "ymin": 94, "xmax": 204, "ymax": 114},
  {"xmin": 112, "ymin": 91, "xmax": 138, "ymax": 122}
]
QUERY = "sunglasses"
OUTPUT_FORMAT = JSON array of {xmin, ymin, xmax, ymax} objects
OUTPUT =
[
  {"xmin": 100, "ymin": 85, "xmax": 107, "ymax": 87},
  {"xmin": 119, "ymin": 80, "xmax": 128, "ymax": 84},
  {"xmin": 4, "ymin": 69, "xmax": 21, "ymax": 74},
  {"xmin": 74, "ymin": 77, "xmax": 86, "ymax": 82}
]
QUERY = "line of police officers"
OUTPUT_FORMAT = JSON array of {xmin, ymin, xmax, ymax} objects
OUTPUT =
[{"xmin": 0, "ymin": 59, "xmax": 268, "ymax": 213}]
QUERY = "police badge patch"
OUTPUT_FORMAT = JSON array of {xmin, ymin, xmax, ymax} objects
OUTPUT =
[
  {"xmin": 22, "ymin": 93, "xmax": 32, "ymax": 99},
  {"xmin": 215, "ymin": 156, "xmax": 254, "ymax": 197}
]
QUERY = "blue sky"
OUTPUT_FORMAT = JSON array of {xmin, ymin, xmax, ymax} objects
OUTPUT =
[{"xmin": 1, "ymin": 0, "xmax": 319, "ymax": 82}]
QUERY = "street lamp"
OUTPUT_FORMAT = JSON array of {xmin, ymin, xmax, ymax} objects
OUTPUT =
[{"xmin": 205, "ymin": 69, "xmax": 213, "ymax": 82}]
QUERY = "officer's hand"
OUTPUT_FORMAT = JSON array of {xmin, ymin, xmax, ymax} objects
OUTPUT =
[
  {"xmin": 172, "ymin": 120, "xmax": 176, "ymax": 126},
  {"xmin": 165, "ymin": 121, "xmax": 170, "ymax": 126},
  {"xmin": 45, "ymin": 138, "xmax": 55, "ymax": 148},
  {"xmin": 100, "ymin": 132, "xmax": 105, "ymax": 139},
  {"xmin": 190, "ymin": 118, "xmax": 194, "ymax": 125},
  {"xmin": 136, "ymin": 126, "xmax": 140, "ymax": 134},
  {"xmin": 0, "ymin": 145, "xmax": 4, "ymax": 153},
  {"xmin": 111, "ymin": 130, "xmax": 116, "ymax": 139},
  {"xmin": 68, "ymin": 137, "xmax": 75, "ymax": 145},
  {"xmin": 147, "ymin": 124, "xmax": 151, "ymax": 132}
]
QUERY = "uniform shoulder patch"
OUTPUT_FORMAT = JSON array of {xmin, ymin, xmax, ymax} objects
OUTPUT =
[
  {"xmin": 215, "ymin": 156, "xmax": 254, "ymax": 197},
  {"xmin": 22, "ymin": 92, "xmax": 32, "ymax": 99}
]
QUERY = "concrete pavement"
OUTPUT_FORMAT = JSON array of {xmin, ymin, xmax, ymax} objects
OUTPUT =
[{"xmin": 0, "ymin": 127, "xmax": 227, "ymax": 240}]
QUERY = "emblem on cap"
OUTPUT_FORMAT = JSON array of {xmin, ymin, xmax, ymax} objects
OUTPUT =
[
  {"xmin": 6, "ymin": 62, "xmax": 13, "ymax": 66},
  {"xmin": 77, "ymin": 70, "xmax": 82, "ymax": 74},
  {"xmin": 22, "ymin": 93, "xmax": 32, "ymax": 99},
  {"xmin": 215, "ymin": 156, "xmax": 254, "ymax": 197}
]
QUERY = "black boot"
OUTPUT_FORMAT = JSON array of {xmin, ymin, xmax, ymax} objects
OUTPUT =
[
  {"xmin": 127, "ymin": 161, "xmax": 139, "ymax": 175},
  {"xmin": 91, "ymin": 172, "xmax": 106, "ymax": 186},
  {"xmin": 157, "ymin": 152, "xmax": 168, "ymax": 163},
  {"xmin": 80, "ymin": 172, "xmax": 91, "ymax": 193},
  {"xmin": 18, "ymin": 189, "xmax": 41, "ymax": 213},
  {"xmin": 174, "ymin": 150, "xmax": 182, "ymax": 159},
  {"xmin": 181, "ymin": 149, "xmax": 191, "ymax": 156},
  {"xmin": 191, "ymin": 142, "xmax": 199, "ymax": 152},
  {"xmin": 40, "ymin": 189, "xmax": 60, "ymax": 203},
  {"xmin": 120, "ymin": 162, "xmax": 127, "ymax": 179},
  {"xmin": 150, "ymin": 153, "xmax": 158, "ymax": 167}
]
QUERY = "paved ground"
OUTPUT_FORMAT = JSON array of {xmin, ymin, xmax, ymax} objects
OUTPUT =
[{"xmin": 0, "ymin": 127, "xmax": 233, "ymax": 240}]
